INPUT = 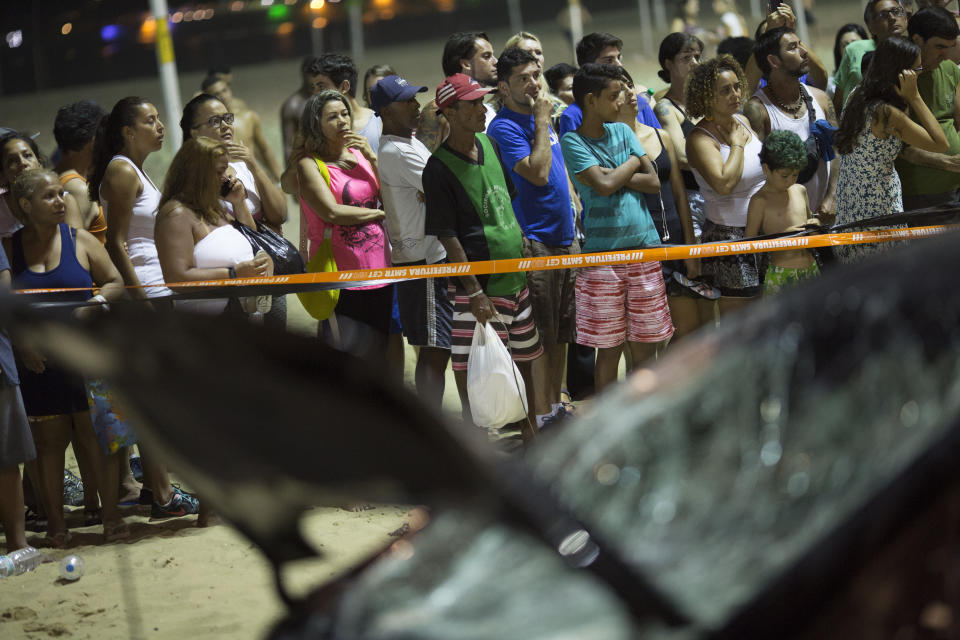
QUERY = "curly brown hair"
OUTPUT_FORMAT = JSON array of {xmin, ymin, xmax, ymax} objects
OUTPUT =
[{"xmin": 685, "ymin": 54, "xmax": 746, "ymax": 120}]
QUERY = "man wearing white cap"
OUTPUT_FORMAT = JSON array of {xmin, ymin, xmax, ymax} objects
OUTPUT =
[{"xmin": 423, "ymin": 74, "xmax": 550, "ymax": 438}]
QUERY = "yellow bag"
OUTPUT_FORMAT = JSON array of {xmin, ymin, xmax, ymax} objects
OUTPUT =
[{"xmin": 297, "ymin": 158, "xmax": 340, "ymax": 321}]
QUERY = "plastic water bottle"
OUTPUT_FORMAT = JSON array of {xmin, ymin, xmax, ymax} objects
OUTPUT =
[
  {"xmin": 0, "ymin": 546, "xmax": 43, "ymax": 578},
  {"xmin": 59, "ymin": 554, "xmax": 84, "ymax": 581}
]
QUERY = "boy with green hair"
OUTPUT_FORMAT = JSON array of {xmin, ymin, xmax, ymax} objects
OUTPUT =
[{"xmin": 745, "ymin": 130, "xmax": 821, "ymax": 295}]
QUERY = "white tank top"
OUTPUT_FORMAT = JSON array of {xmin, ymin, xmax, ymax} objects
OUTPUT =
[
  {"xmin": 101, "ymin": 155, "xmax": 170, "ymax": 298},
  {"xmin": 176, "ymin": 224, "xmax": 254, "ymax": 315},
  {"xmin": 690, "ymin": 116, "xmax": 766, "ymax": 227},
  {"xmin": 228, "ymin": 161, "xmax": 262, "ymax": 220},
  {"xmin": 753, "ymin": 87, "xmax": 829, "ymax": 211}
]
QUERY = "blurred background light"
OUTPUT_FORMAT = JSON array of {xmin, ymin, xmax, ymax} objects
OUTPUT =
[
  {"xmin": 6, "ymin": 30, "xmax": 23, "ymax": 49},
  {"xmin": 100, "ymin": 24, "xmax": 120, "ymax": 42}
]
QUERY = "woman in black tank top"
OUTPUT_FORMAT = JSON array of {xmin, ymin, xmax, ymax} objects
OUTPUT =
[{"xmin": 619, "ymin": 72, "xmax": 715, "ymax": 340}]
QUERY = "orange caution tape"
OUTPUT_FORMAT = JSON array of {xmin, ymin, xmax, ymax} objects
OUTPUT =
[{"xmin": 15, "ymin": 224, "xmax": 957, "ymax": 296}]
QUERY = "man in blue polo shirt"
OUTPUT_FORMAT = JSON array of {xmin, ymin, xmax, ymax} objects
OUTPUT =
[{"xmin": 488, "ymin": 47, "xmax": 577, "ymax": 425}]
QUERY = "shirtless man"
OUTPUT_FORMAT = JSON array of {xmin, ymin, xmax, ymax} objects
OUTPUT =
[
  {"xmin": 312, "ymin": 53, "xmax": 382, "ymax": 153},
  {"xmin": 281, "ymin": 56, "xmax": 323, "ymax": 163},
  {"xmin": 744, "ymin": 130, "xmax": 820, "ymax": 296},
  {"xmin": 202, "ymin": 74, "xmax": 283, "ymax": 183}
]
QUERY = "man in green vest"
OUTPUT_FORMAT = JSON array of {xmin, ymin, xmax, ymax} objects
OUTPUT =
[
  {"xmin": 423, "ymin": 73, "xmax": 551, "ymax": 439},
  {"xmin": 895, "ymin": 6, "xmax": 960, "ymax": 209}
]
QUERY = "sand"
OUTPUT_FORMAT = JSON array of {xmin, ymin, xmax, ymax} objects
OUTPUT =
[
  {"xmin": 0, "ymin": 500, "xmax": 411, "ymax": 639},
  {"xmin": 0, "ymin": 2, "xmax": 863, "ymax": 637}
]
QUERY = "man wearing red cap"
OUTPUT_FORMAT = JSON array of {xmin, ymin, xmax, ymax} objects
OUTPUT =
[{"xmin": 423, "ymin": 74, "xmax": 550, "ymax": 439}]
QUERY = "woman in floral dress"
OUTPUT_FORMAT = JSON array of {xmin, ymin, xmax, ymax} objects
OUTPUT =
[{"xmin": 834, "ymin": 37, "xmax": 947, "ymax": 263}]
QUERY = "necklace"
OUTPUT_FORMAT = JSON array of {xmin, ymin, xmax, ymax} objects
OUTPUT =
[{"xmin": 768, "ymin": 85, "xmax": 804, "ymax": 116}]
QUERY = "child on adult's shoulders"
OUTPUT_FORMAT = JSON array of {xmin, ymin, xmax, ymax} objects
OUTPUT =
[{"xmin": 745, "ymin": 130, "xmax": 820, "ymax": 296}]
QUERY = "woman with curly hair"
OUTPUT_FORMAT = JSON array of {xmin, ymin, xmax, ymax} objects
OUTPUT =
[
  {"xmin": 686, "ymin": 54, "xmax": 765, "ymax": 314},
  {"xmin": 833, "ymin": 37, "xmax": 946, "ymax": 263}
]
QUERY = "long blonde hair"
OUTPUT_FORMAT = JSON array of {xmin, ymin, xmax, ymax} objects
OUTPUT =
[
  {"xmin": 160, "ymin": 136, "xmax": 227, "ymax": 225},
  {"xmin": 505, "ymin": 31, "xmax": 540, "ymax": 51}
]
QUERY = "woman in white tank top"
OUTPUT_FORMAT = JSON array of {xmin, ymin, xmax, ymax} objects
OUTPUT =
[
  {"xmin": 88, "ymin": 97, "xmax": 171, "ymax": 302},
  {"xmin": 686, "ymin": 55, "xmax": 766, "ymax": 315},
  {"xmin": 155, "ymin": 137, "xmax": 273, "ymax": 315}
]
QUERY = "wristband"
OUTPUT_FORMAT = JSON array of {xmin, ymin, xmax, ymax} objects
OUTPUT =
[
  {"xmin": 468, "ymin": 289, "xmax": 484, "ymax": 298},
  {"xmin": 92, "ymin": 294, "xmax": 110, "ymax": 312},
  {"xmin": 732, "ymin": 144, "xmax": 744, "ymax": 149},
  {"xmin": 228, "ymin": 266, "xmax": 237, "ymax": 279}
]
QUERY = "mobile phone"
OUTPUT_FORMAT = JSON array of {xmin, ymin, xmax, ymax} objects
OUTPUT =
[
  {"xmin": 220, "ymin": 178, "xmax": 232, "ymax": 197},
  {"xmin": 768, "ymin": 0, "xmax": 780, "ymax": 12}
]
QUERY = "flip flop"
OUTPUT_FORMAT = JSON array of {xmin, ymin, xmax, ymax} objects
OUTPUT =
[{"xmin": 673, "ymin": 272, "xmax": 721, "ymax": 300}]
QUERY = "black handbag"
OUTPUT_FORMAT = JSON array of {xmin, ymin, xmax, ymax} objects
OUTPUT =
[
  {"xmin": 797, "ymin": 86, "xmax": 822, "ymax": 185},
  {"xmin": 231, "ymin": 219, "xmax": 306, "ymax": 276}
]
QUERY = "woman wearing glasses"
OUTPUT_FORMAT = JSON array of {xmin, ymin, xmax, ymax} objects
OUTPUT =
[
  {"xmin": 833, "ymin": 37, "xmax": 946, "ymax": 263},
  {"xmin": 181, "ymin": 93, "xmax": 288, "ymax": 326},
  {"xmin": 181, "ymin": 94, "xmax": 286, "ymax": 233}
]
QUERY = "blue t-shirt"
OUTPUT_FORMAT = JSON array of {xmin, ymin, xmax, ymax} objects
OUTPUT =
[
  {"xmin": 0, "ymin": 243, "xmax": 19, "ymax": 386},
  {"xmin": 487, "ymin": 106, "xmax": 575, "ymax": 247},
  {"xmin": 560, "ymin": 122, "xmax": 661, "ymax": 252},
  {"xmin": 557, "ymin": 97, "xmax": 662, "ymax": 139}
]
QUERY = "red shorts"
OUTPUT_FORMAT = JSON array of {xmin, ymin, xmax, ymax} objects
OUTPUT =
[{"xmin": 575, "ymin": 262, "xmax": 674, "ymax": 349}]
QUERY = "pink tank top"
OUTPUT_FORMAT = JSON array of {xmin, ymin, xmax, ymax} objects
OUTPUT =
[{"xmin": 301, "ymin": 149, "xmax": 389, "ymax": 289}]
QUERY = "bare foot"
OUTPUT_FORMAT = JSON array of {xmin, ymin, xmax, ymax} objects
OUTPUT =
[
  {"xmin": 42, "ymin": 530, "xmax": 72, "ymax": 549},
  {"xmin": 103, "ymin": 518, "xmax": 130, "ymax": 543},
  {"xmin": 196, "ymin": 501, "xmax": 212, "ymax": 528},
  {"xmin": 117, "ymin": 480, "xmax": 142, "ymax": 505}
]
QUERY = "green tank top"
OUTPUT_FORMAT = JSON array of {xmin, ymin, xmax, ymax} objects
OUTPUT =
[
  {"xmin": 896, "ymin": 60, "xmax": 960, "ymax": 196},
  {"xmin": 433, "ymin": 134, "xmax": 526, "ymax": 296}
]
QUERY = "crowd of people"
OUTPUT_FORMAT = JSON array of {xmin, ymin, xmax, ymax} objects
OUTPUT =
[{"xmin": 2, "ymin": 0, "xmax": 959, "ymax": 555}]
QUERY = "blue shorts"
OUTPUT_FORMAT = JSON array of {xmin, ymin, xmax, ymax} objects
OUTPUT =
[{"xmin": 395, "ymin": 261, "xmax": 453, "ymax": 349}]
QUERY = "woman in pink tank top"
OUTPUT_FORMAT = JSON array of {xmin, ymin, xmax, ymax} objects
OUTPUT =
[{"xmin": 291, "ymin": 90, "xmax": 393, "ymax": 356}]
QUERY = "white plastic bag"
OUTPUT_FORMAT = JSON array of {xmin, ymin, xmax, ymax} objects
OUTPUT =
[{"xmin": 467, "ymin": 321, "xmax": 529, "ymax": 428}]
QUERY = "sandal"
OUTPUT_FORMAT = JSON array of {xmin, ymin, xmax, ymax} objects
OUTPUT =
[
  {"xmin": 673, "ymin": 272, "xmax": 721, "ymax": 300},
  {"xmin": 25, "ymin": 507, "xmax": 47, "ymax": 533}
]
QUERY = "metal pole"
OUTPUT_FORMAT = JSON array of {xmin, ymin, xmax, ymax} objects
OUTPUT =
[
  {"xmin": 750, "ymin": 0, "xmax": 763, "ymax": 20},
  {"xmin": 637, "ymin": 0, "xmax": 653, "ymax": 59},
  {"xmin": 652, "ymin": 0, "xmax": 667, "ymax": 30},
  {"xmin": 568, "ymin": 0, "xmax": 583, "ymax": 62},
  {"xmin": 793, "ymin": 0, "xmax": 810, "ymax": 46},
  {"xmin": 507, "ymin": 0, "xmax": 523, "ymax": 34},
  {"xmin": 311, "ymin": 22, "xmax": 324, "ymax": 55},
  {"xmin": 149, "ymin": 0, "xmax": 183, "ymax": 151},
  {"xmin": 348, "ymin": 0, "xmax": 363, "ymax": 65}
]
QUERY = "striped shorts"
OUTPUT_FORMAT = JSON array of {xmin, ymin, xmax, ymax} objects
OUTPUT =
[
  {"xmin": 450, "ymin": 286, "xmax": 543, "ymax": 372},
  {"xmin": 575, "ymin": 262, "xmax": 674, "ymax": 349}
]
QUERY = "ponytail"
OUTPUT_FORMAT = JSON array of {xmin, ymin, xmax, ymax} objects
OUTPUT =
[{"xmin": 88, "ymin": 96, "xmax": 148, "ymax": 203}]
